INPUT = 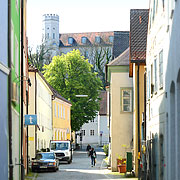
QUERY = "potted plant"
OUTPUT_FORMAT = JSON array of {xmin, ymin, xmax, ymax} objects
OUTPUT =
[{"xmin": 117, "ymin": 159, "xmax": 126, "ymax": 173}]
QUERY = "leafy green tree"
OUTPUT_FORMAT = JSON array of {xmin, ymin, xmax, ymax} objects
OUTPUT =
[{"xmin": 43, "ymin": 49, "xmax": 102, "ymax": 131}]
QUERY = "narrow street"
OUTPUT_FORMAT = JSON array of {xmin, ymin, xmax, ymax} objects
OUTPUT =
[{"xmin": 36, "ymin": 147, "xmax": 137, "ymax": 180}]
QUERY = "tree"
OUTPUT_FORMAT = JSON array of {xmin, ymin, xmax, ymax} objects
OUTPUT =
[
  {"xmin": 28, "ymin": 43, "xmax": 56, "ymax": 72},
  {"xmin": 43, "ymin": 49, "xmax": 102, "ymax": 131}
]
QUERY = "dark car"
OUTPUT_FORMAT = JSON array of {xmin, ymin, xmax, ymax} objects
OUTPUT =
[{"xmin": 31, "ymin": 152, "xmax": 59, "ymax": 172}]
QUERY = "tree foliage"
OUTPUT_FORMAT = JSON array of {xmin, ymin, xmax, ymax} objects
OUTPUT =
[{"xmin": 43, "ymin": 49, "xmax": 102, "ymax": 131}]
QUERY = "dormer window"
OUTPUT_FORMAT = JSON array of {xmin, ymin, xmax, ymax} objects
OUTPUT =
[
  {"xmin": 95, "ymin": 36, "xmax": 101, "ymax": 43},
  {"xmin": 68, "ymin": 37, "xmax": 74, "ymax": 44},
  {"xmin": 81, "ymin": 37, "xmax": 87, "ymax": 44},
  {"xmin": 109, "ymin": 36, "xmax": 114, "ymax": 43}
]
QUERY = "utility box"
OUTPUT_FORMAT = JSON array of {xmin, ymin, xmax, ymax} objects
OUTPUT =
[{"xmin": 126, "ymin": 152, "xmax": 133, "ymax": 172}]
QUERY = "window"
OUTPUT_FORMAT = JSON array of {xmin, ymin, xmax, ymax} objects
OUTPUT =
[
  {"xmin": 159, "ymin": 50, "xmax": 163, "ymax": 88},
  {"xmin": 53, "ymin": 33, "xmax": 55, "ymax": 39},
  {"xmin": 90, "ymin": 130, "xmax": 94, "ymax": 136},
  {"xmin": 11, "ymin": 22, "xmax": 14, "ymax": 65},
  {"xmin": 154, "ymin": 59, "xmax": 158, "ymax": 92},
  {"xmin": 121, "ymin": 89, "xmax": 132, "ymax": 112},
  {"xmin": 47, "ymin": 33, "xmax": 49, "ymax": 39},
  {"xmin": 81, "ymin": 37, "xmax": 87, "ymax": 44},
  {"xmin": 84, "ymin": 50, "xmax": 89, "ymax": 58},
  {"xmin": 95, "ymin": 36, "xmax": 101, "ymax": 43},
  {"xmin": 63, "ymin": 107, "xmax": 65, "ymax": 119},
  {"xmin": 16, "ymin": 0, "xmax": 19, "ymax": 12},
  {"xmin": 90, "ymin": 119, "xmax": 94, "ymax": 123},
  {"xmin": 15, "ymin": 36, "xmax": 19, "ymax": 75},
  {"xmin": 54, "ymin": 103, "xmax": 56, "ymax": 117},
  {"xmin": 61, "ymin": 105, "xmax": 62, "ymax": 118},
  {"xmin": 82, "ymin": 130, "xmax": 85, "ymax": 136},
  {"xmin": 147, "ymin": 71, "xmax": 151, "ymax": 99},
  {"xmin": 151, "ymin": 64, "xmax": 154, "ymax": 94},
  {"xmin": 58, "ymin": 105, "xmax": 59, "ymax": 118},
  {"xmin": 68, "ymin": 37, "xmax": 74, "ymax": 44},
  {"xmin": 109, "ymin": 36, "xmax": 114, "ymax": 43}
]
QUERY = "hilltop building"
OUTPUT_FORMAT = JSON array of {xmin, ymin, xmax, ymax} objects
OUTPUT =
[{"xmin": 42, "ymin": 13, "xmax": 129, "ymax": 147}]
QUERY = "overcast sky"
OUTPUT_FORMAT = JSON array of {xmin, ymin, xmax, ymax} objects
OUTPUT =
[{"xmin": 27, "ymin": 0, "xmax": 149, "ymax": 48}]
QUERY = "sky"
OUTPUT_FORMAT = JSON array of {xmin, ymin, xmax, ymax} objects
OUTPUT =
[{"xmin": 27, "ymin": 0, "xmax": 149, "ymax": 48}]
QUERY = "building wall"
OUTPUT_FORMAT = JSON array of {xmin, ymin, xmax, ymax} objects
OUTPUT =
[
  {"xmin": 110, "ymin": 71, "xmax": 133, "ymax": 171},
  {"xmin": 77, "ymin": 116, "xmax": 98, "ymax": 145},
  {"xmin": 52, "ymin": 98, "xmax": 71, "ymax": 141},
  {"xmin": 28, "ymin": 71, "xmax": 53, "ymax": 159},
  {"xmin": 146, "ymin": 0, "xmax": 168, "ymax": 179},
  {"xmin": 0, "ymin": 0, "xmax": 8, "ymax": 179},
  {"xmin": 132, "ymin": 64, "xmax": 145, "ymax": 176},
  {"xmin": 36, "ymin": 73, "xmax": 53, "ymax": 151},
  {"xmin": 98, "ymin": 115, "xmax": 109, "ymax": 146},
  {"xmin": 11, "ymin": 0, "xmax": 21, "ymax": 179},
  {"xmin": 165, "ymin": 1, "xmax": 180, "ymax": 179}
]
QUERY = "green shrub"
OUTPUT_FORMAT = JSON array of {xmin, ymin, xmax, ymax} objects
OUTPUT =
[{"xmin": 103, "ymin": 144, "xmax": 109, "ymax": 156}]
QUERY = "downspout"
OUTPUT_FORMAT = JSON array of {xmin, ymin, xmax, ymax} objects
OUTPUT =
[
  {"xmin": 137, "ymin": 63, "xmax": 140, "ymax": 178},
  {"xmin": 144, "ymin": 70, "xmax": 147, "ymax": 180},
  {"xmin": 35, "ymin": 72, "xmax": 37, "ymax": 154},
  {"xmin": 8, "ymin": 0, "xmax": 13, "ymax": 179},
  {"xmin": 26, "ymin": 90, "xmax": 29, "ymax": 174},
  {"xmin": 20, "ymin": 0, "xmax": 24, "ymax": 179}
]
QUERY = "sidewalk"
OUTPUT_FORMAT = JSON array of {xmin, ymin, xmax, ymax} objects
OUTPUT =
[
  {"xmin": 102, "ymin": 169, "xmax": 138, "ymax": 179},
  {"xmin": 25, "ymin": 172, "xmax": 38, "ymax": 180}
]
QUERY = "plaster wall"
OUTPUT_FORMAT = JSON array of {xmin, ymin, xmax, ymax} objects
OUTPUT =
[{"xmin": 110, "ymin": 72, "xmax": 133, "ymax": 171}]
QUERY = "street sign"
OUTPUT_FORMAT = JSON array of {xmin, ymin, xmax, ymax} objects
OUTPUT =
[{"xmin": 25, "ymin": 115, "xmax": 37, "ymax": 125}]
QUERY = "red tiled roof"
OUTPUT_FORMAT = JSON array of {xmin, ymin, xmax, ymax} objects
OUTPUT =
[
  {"xmin": 59, "ymin": 31, "xmax": 114, "ymax": 46},
  {"xmin": 130, "ymin": 9, "xmax": 149, "ymax": 62}
]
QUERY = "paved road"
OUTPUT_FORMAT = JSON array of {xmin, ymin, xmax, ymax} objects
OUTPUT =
[
  {"xmin": 36, "ymin": 147, "xmax": 109, "ymax": 180},
  {"xmin": 36, "ymin": 147, "xmax": 137, "ymax": 180}
]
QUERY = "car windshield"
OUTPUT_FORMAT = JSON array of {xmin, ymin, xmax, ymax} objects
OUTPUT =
[
  {"xmin": 51, "ymin": 142, "xmax": 69, "ymax": 150},
  {"xmin": 36, "ymin": 153, "xmax": 55, "ymax": 160}
]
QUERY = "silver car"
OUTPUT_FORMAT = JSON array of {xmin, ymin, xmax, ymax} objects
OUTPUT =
[{"xmin": 31, "ymin": 152, "xmax": 59, "ymax": 172}]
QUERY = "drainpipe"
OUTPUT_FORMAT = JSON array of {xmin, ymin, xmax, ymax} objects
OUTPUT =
[
  {"xmin": 20, "ymin": 0, "xmax": 24, "ymax": 179},
  {"xmin": 26, "ymin": 90, "xmax": 29, "ymax": 174},
  {"xmin": 35, "ymin": 72, "xmax": 37, "ymax": 154},
  {"xmin": 144, "ymin": 71, "xmax": 147, "ymax": 180},
  {"xmin": 8, "ymin": 0, "xmax": 13, "ymax": 179},
  {"xmin": 137, "ymin": 63, "xmax": 140, "ymax": 179}
]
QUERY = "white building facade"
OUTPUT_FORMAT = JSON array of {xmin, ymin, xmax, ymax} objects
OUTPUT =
[{"xmin": 146, "ymin": 0, "xmax": 180, "ymax": 179}]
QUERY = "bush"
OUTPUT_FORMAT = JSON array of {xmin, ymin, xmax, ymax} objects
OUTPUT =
[{"xmin": 103, "ymin": 144, "xmax": 109, "ymax": 156}]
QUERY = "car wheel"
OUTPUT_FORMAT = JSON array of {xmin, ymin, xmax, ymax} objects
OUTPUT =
[{"xmin": 68, "ymin": 159, "xmax": 72, "ymax": 164}]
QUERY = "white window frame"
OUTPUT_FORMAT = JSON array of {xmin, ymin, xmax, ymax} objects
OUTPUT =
[
  {"xmin": 121, "ymin": 88, "xmax": 132, "ymax": 112},
  {"xmin": 90, "ymin": 130, "xmax": 95, "ymax": 136},
  {"xmin": 11, "ymin": 22, "xmax": 14, "ymax": 66},
  {"xmin": 15, "ymin": 0, "xmax": 19, "ymax": 13},
  {"xmin": 154, "ymin": 58, "xmax": 158, "ymax": 92},
  {"xmin": 15, "ymin": 36, "xmax": 19, "ymax": 76},
  {"xmin": 54, "ymin": 103, "xmax": 56, "ymax": 117},
  {"xmin": 61, "ymin": 105, "xmax": 62, "ymax": 118},
  {"xmin": 58, "ymin": 104, "xmax": 59, "ymax": 118},
  {"xmin": 159, "ymin": 50, "xmax": 163, "ymax": 89}
]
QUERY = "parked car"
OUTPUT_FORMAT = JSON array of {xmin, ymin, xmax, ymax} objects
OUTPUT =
[{"xmin": 31, "ymin": 152, "xmax": 59, "ymax": 172}]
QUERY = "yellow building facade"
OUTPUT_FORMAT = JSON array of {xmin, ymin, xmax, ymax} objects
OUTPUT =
[{"xmin": 52, "ymin": 90, "xmax": 72, "ymax": 141}]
